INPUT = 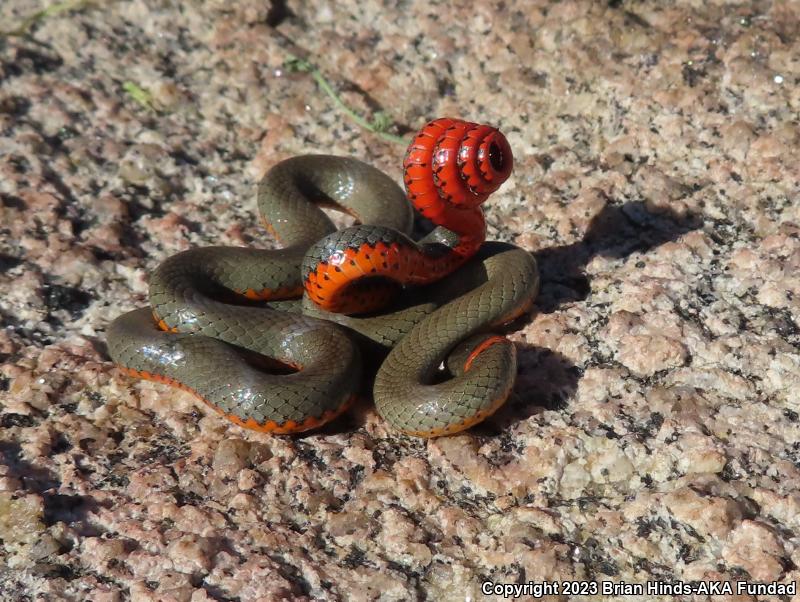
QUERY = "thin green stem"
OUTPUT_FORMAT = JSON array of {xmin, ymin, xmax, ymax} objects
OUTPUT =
[
  {"xmin": 122, "ymin": 81, "xmax": 157, "ymax": 112},
  {"xmin": 1, "ymin": 0, "xmax": 95, "ymax": 37},
  {"xmin": 284, "ymin": 54, "xmax": 409, "ymax": 146}
]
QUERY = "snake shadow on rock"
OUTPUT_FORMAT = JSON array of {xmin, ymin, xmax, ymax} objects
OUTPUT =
[
  {"xmin": 477, "ymin": 200, "xmax": 701, "ymax": 435},
  {"xmin": 471, "ymin": 344, "xmax": 581, "ymax": 437},
  {"xmin": 533, "ymin": 200, "xmax": 702, "ymax": 313}
]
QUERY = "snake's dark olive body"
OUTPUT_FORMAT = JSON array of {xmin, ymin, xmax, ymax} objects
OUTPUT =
[
  {"xmin": 374, "ymin": 242, "xmax": 538, "ymax": 436},
  {"xmin": 106, "ymin": 307, "xmax": 360, "ymax": 432},
  {"xmin": 107, "ymin": 119, "xmax": 540, "ymax": 436}
]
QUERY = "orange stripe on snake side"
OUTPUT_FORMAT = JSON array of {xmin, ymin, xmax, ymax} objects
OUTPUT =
[{"xmin": 122, "ymin": 367, "xmax": 356, "ymax": 434}]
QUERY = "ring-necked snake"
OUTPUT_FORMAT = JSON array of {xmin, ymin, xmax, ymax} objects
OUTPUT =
[{"xmin": 107, "ymin": 118, "xmax": 539, "ymax": 437}]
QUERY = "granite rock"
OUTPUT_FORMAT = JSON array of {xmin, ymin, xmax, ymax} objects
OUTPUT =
[{"xmin": 1, "ymin": 0, "xmax": 798, "ymax": 600}]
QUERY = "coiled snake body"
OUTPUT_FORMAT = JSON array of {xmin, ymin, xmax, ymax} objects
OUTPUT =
[{"xmin": 107, "ymin": 118, "xmax": 539, "ymax": 437}]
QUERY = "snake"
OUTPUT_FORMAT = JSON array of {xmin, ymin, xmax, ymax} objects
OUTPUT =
[{"xmin": 106, "ymin": 118, "xmax": 540, "ymax": 437}]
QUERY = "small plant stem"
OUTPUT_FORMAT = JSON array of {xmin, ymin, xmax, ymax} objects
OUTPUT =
[
  {"xmin": 284, "ymin": 54, "xmax": 409, "ymax": 146},
  {"xmin": 1, "ymin": 0, "xmax": 95, "ymax": 37}
]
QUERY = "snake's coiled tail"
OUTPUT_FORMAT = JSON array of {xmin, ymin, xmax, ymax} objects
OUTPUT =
[{"xmin": 404, "ymin": 117, "xmax": 513, "ymax": 211}]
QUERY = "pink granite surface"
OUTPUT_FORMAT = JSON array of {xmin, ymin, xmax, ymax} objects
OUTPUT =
[{"xmin": 0, "ymin": 0, "xmax": 799, "ymax": 600}]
